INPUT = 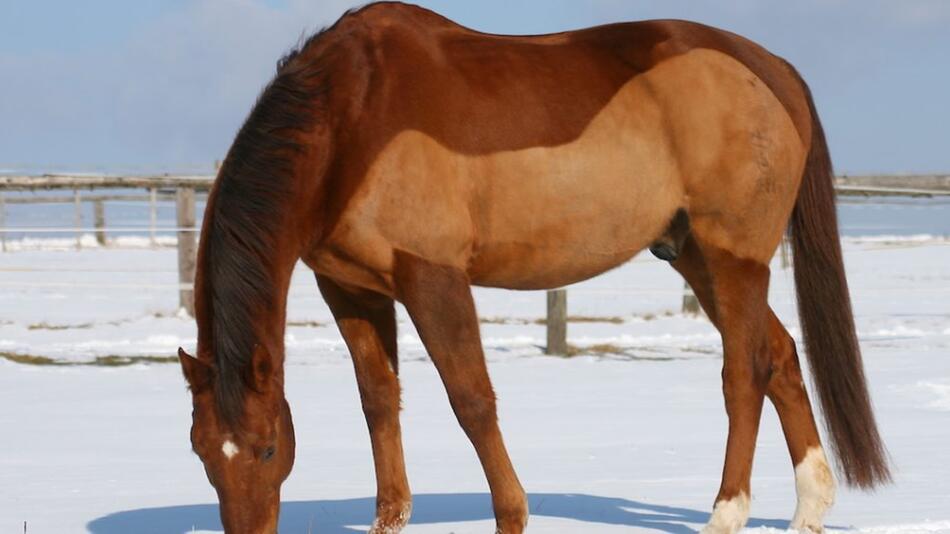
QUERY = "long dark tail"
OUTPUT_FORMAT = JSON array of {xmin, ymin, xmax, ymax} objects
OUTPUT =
[{"xmin": 789, "ymin": 78, "xmax": 891, "ymax": 488}]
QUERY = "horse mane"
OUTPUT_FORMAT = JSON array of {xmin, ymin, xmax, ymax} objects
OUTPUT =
[{"xmin": 201, "ymin": 26, "xmax": 334, "ymax": 428}]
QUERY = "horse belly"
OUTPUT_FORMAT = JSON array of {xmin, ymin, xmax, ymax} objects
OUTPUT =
[{"xmin": 467, "ymin": 137, "xmax": 683, "ymax": 289}]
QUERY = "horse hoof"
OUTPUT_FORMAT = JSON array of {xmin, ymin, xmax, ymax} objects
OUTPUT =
[{"xmin": 368, "ymin": 501, "xmax": 411, "ymax": 533}]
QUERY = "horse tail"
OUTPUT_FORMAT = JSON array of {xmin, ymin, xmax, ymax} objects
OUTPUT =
[{"xmin": 789, "ymin": 74, "xmax": 891, "ymax": 489}]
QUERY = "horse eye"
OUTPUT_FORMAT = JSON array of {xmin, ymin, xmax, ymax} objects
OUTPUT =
[{"xmin": 262, "ymin": 446, "xmax": 276, "ymax": 462}]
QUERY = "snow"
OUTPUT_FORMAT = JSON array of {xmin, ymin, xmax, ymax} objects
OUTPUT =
[{"xmin": 1, "ymin": 236, "xmax": 949, "ymax": 533}]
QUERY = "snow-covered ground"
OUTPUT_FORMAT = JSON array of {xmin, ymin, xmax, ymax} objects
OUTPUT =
[{"xmin": 1, "ymin": 236, "xmax": 949, "ymax": 533}]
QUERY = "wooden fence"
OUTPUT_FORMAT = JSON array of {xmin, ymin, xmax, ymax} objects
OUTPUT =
[
  {"xmin": 0, "ymin": 173, "xmax": 947, "ymax": 342},
  {"xmin": 0, "ymin": 174, "xmax": 212, "ymax": 315}
]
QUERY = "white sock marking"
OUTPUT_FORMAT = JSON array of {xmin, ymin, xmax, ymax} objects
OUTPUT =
[
  {"xmin": 222, "ymin": 439, "xmax": 240, "ymax": 460},
  {"xmin": 791, "ymin": 446, "xmax": 836, "ymax": 533},
  {"xmin": 368, "ymin": 502, "xmax": 411, "ymax": 534},
  {"xmin": 702, "ymin": 492, "xmax": 750, "ymax": 534}
]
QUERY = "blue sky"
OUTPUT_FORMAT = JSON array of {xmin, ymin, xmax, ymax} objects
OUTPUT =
[{"xmin": 1, "ymin": 0, "xmax": 948, "ymax": 174}]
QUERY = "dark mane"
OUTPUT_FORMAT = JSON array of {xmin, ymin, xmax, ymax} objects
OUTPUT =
[{"xmin": 201, "ymin": 27, "xmax": 332, "ymax": 428}]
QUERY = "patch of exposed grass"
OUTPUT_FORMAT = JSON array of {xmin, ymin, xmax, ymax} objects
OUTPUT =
[
  {"xmin": 565, "ymin": 343, "xmax": 628, "ymax": 357},
  {"xmin": 639, "ymin": 311, "xmax": 678, "ymax": 321},
  {"xmin": 1, "ymin": 351, "xmax": 177, "ymax": 367},
  {"xmin": 482, "ymin": 312, "xmax": 687, "ymax": 326},
  {"xmin": 681, "ymin": 346, "xmax": 720, "ymax": 356},
  {"xmin": 557, "ymin": 343, "xmax": 677, "ymax": 361},
  {"xmin": 286, "ymin": 320, "xmax": 328, "ymax": 328},
  {"xmin": 1, "ymin": 352, "xmax": 61, "ymax": 365},
  {"xmin": 480, "ymin": 317, "xmax": 530, "ymax": 325},
  {"xmin": 530, "ymin": 316, "xmax": 629, "ymax": 325},
  {"xmin": 567, "ymin": 315, "xmax": 626, "ymax": 324},
  {"xmin": 91, "ymin": 355, "xmax": 179, "ymax": 366},
  {"xmin": 27, "ymin": 321, "xmax": 94, "ymax": 331},
  {"xmin": 26, "ymin": 314, "xmax": 172, "ymax": 331}
]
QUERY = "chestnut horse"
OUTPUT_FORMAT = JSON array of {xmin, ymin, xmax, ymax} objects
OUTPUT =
[{"xmin": 177, "ymin": 3, "xmax": 889, "ymax": 533}]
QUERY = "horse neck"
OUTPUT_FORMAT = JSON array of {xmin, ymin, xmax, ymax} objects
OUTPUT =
[
  {"xmin": 248, "ymin": 259, "xmax": 295, "ymax": 381},
  {"xmin": 193, "ymin": 196, "xmax": 303, "ymax": 381}
]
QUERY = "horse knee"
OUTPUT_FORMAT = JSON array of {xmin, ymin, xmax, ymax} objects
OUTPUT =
[
  {"xmin": 721, "ymin": 337, "xmax": 772, "ymax": 406},
  {"xmin": 359, "ymin": 380, "xmax": 401, "ymax": 427},
  {"xmin": 766, "ymin": 327, "xmax": 806, "ymax": 401},
  {"xmin": 450, "ymin": 390, "xmax": 498, "ymax": 436}
]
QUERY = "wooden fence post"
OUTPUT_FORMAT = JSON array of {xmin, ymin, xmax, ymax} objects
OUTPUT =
[
  {"xmin": 0, "ymin": 193, "xmax": 6, "ymax": 252},
  {"xmin": 176, "ymin": 188, "xmax": 197, "ymax": 316},
  {"xmin": 682, "ymin": 281, "xmax": 701, "ymax": 315},
  {"xmin": 93, "ymin": 199, "xmax": 106, "ymax": 246},
  {"xmin": 546, "ymin": 289, "xmax": 568, "ymax": 355},
  {"xmin": 149, "ymin": 187, "xmax": 158, "ymax": 247},
  {"xmin": 74, "ymin": 190, "xmax": 82, "ymax": 250}
]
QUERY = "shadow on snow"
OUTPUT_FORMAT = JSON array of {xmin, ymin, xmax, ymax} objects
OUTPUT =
[{"xmin": 87, "ymin": 492, "xmax": 793, "ymax": 533}]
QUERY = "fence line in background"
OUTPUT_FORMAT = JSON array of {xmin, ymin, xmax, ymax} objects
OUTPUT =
[
  {"xmin": 0, "ymin": 227, "xmax": 199, "ymax": 233},
  {"xmin": 0, "ymin": 192, "xmax": 180, "ymax": 204},
  {"xmin": 0, "ymin": 175, "xmax": 213, "ymax": 314},
  {"xmin": 0, "ymin": 172, "xmax": 947, "ymax": 326},
  {"xmin": 0, "ymin": 175, "xmax": 214, "ymax": 191}
]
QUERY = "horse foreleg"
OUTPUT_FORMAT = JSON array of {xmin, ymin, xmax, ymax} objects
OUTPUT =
[
  {"xmin": 393, "ymin": 250, "xmax": 528, "ymax": 534},
  {"xmin": 317, "ymin": 276, "xmax": 412, "ymax": 533}
]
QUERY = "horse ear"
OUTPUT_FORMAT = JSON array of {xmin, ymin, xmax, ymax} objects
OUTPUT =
[{"xmin": 178, "ymin": 347, "xmax": 212, "ymax": 392}]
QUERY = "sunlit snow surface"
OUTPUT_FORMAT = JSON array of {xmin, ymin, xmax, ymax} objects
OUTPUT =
[{"xmin": 1, "ymin": 237, "xmax": 949, "ymax": 533}]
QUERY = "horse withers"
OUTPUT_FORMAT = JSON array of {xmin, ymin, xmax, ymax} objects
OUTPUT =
[{"xmin": 178, "ymin": 3, "xmax": 889, "ymax": 533}]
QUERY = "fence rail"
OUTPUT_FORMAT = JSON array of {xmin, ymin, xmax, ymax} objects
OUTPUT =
[
  {"xmin": 3, "ymin": 172, "xmax": 949, "ymax": 192},
  {"xmin": 0, "ymin": 174, "xmax": 214, "ymax": 191},
  {"xmin": 1, "ymin": 173, "xmax": 947, "ymax": 331}
]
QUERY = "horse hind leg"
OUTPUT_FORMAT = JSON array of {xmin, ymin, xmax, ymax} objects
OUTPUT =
[
  {"xmin": 650, "ymin": 208, "xmax": 691, "ymax": 262},
  {"xmin": 764, "ymin": 309, "xmax": 835, "ymax": 532},
  {"xmin": 672, "ymin": 238, "xmax": 772, "ymax": 534},
  {"xmin": 316, "ymin": 276, "xmax": 412, "ymax": 533},
  {"xmin": 676, "ymin": 236, "xmax": 836, "ymax": 533}
]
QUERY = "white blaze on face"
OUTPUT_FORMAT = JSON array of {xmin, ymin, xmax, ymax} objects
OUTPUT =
[
  {"xmin": 701, "ymin": 491, "xmax": 750, "ymax": 534},
  {"xmin": 222, "ymin": 439, "xmax": 240, "ymax": 460},
  {"xmin": 791, "ymin": 446, "xmax": 836, "ymax": 532}
]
